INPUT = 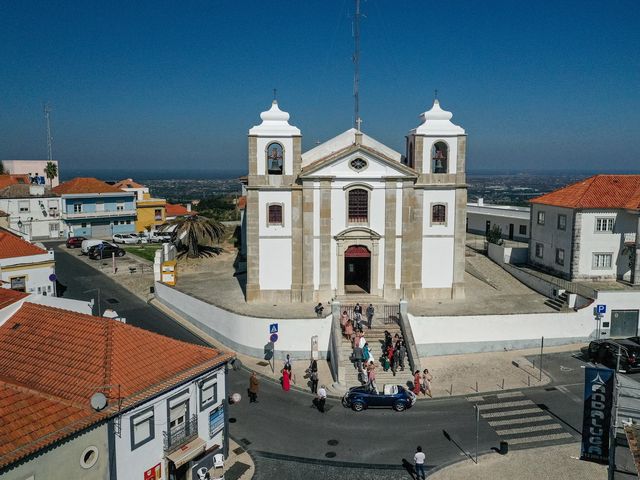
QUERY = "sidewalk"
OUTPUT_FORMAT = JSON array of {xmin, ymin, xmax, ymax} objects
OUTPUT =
[{"xmin": 427, "ymin": 443, "xmax": 606, "ymax": 479}]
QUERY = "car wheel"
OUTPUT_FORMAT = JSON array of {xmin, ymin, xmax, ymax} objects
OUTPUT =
[
  {"xmin": 352, "ymin": 401, "xmax": 365, "ymax": 412},
  {"xmin": 393, "ymin": 401, "xmax": 406, "ymax": 412},
  {"xmin": 117, "ymin": 250, "xmax": 125, "ymax": 257}
]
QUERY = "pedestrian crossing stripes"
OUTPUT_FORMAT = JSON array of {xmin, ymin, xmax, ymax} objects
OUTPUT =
[{"xmin": 467, "ymin": 391, "xmax": 575, "ymax": 449}]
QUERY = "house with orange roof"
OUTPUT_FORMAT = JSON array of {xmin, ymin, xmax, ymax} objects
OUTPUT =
[
  {"xmin": 0, "ymin": 228, "xmax": 56, "ymax": 295},
  {"xmin": 53, "ymin": 177, "xmax": 137, "ymax": 238},
  {"xmin": 529, "ymin": 175, "xmax": 640, "ymax": 288},
  {"xmin": 113, "ymin": 178, "xmax": 168, "ymax": 232},
  {"xmin": 165, "ymin": 202, "xmax": 194, "ymax": 221},
  {"xmin": 0, "ymin": 293, "xmax": 233, "ymax": 480}
]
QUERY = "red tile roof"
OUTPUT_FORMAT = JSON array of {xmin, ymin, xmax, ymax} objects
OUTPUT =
[
  {"xmin": 52, "ymin": 177, "xmax": 127, "ymax": 195},
  {"xmin": 166, "ymin": 203, "xmax": 194, "ymax": 217},
  {"xmin": 0, "ymin": 229, "xmax": 47, "ymax": 259},
  {"xmin": 0, "ymin": 302, "xmax": 232, "ymax": 468},
  {"xmin": 237, "ymin": 196, "xmax": 247, "ymax": 210},
  {"xmin": 0, "ymin": 175, "xmax": 30, "ymax": 189},
  {"xmin": 113, "ymin": 178, "xmax": 145, "ymax": 189},
  {"xmin": 530, "ymin": 175, "xmax": 640, "ymax": 210},
  {"xmin": 0, "ymin": 288, "xmax": 28, "ymax": 309}
]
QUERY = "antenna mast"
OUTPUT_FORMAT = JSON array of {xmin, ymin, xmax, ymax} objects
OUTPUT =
[
  {"xmin": 353, "ymin": 0, "xmax": 361, "ymax": 130},
  {"xmin": 43, "ymin": 103, "xmax": 53, "ymax": 162}
]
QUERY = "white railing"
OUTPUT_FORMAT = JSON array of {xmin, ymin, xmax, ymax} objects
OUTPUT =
[
  {"xmin": 61, "ymin": 210, "xmax": 136, "ymax": 219},
  {"xmin": 624, "ymin": 232, "xmax": 637, "ymax": 244}
]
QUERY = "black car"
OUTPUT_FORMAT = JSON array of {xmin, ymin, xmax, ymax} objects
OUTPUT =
[
  {"xmin": 586, "ymin": 339, "xmax": 640, "ymax": 373},
  {"xmin": 342, "ymin": 384, "xmax": 416, "ymax": 412},
  {"xmin": 88, "ymin": 243, "xmax": 126, "ymax": 260},
  {"xmin": 627, "ymin": 336, "xmax": 640, "ymax": 346}
]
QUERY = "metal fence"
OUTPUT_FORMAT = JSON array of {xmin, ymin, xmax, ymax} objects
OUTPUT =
[
  {"xmin": 163, "ymin": 414, "xmax": 198, "ymax": 453},
  {"xmin": 340, "ymin": 304, "xmax": 399, "ymax": 326}
]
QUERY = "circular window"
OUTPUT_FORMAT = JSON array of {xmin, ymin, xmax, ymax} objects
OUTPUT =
[
  {"xmin": 350, "ymin": 158, "xmax": 367, "ymax": 171},
  {"xmin": 80, "ymin": 446, "xmax": 99, "ymax": 469}
]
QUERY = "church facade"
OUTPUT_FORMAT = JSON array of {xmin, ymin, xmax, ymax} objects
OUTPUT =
[{"xmin": 244, "ymin": 99, "xmax": 467, "ymax": 303}]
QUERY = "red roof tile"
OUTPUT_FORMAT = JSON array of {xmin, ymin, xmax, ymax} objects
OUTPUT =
[
  {"xmin": 52, "ymin": 177, "xmax": 127, "ymax": 195},
  {"xmin": 0, "ymin": 288, "xmax": 28, "ymax": 309},
  {"xmin": 530, "ymin": 175, "xmax": 640, "ymax": 210},
  {"xmin": 0, "ymin": 229, "xmax": 47, "ymax": 259},
  {"xmin": 0, "ymin": 175, "xmax": 30, "ymax": 189},
  {"xmin": 166, "ymin": 203, "xmax": 194, "ymax": 216},
  {"xmin": 237, "ymin": 196, "xmax": 247, "ymax": 210},
  {"xmin": 0, "ymin": 302, "xmax": 232, "ymax": 468},
  {"xmin": 113, "ymin": 178, "xmax": 145, "ymax": 189}
]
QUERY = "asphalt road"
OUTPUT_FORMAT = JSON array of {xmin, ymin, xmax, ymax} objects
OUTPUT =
[
  {"xmin": 51, "ymin": 243, "xmax": 206, "ymax": 345},
  {"xmin": 50, "ymin": 242, "xmax": 608, "ymax": 479}
]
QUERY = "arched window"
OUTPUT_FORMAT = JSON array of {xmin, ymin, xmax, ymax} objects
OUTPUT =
[
  {"xmin": 348, "ymin": 189, "xmax": 368, "ymax": 223},
  {"xmin": 432, "ymin": 204, "xmax": 446, "ymax": 224},
  {"xmin": 266, "ymin": 142, "xmax": 283, "ymax": 175},
  {"xmin": 431, "ymin": 141, "xmax": 448, "ymax": 174},
  {"xmin": 267, "ymin": 204, "xmax": 283, "ymax": 226}
]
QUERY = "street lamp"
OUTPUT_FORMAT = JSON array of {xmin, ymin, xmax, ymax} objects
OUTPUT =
[{"xmin": 17, "ymin": 219, "xmax": 23, "ymax": 230}]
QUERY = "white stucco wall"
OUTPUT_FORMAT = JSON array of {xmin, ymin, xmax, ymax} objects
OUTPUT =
[
  {"xmin": 423, "ymin": 189, "xmax": 456, "ymax": 236},
  {"xmin": 529, "ymin": 204, "xmax": 574, "ymax": 277},
  {"xmin": 421, "ymin": 237, "xmax": 454, "ymax": 288},
  {"xmin": 467, "ymin": 204, "xmax": 530, "ymax": 241},
  {"xmin": 420, "ymin": 136, "xmax": 459, "ymax": 174},
  {"xmin": 0, "ymin": 250, "xmax": 56, "ymax": 295},
  {"xmin": 115, "ymin": 367, "xmax": 226, "ymax": 480},
  {"xmin": 259, "ymin": 238, "xmax": 292, "ymax": 289},
  {"xmin": 256, "ymin": 137, "xmax": 294, "ymax": 176},
  {"xmin": 155, "ymin": 282, "xmax": 332, "ymax": 359},
  {"xmin": 0, "ymin": 196, "xmax": 63, "ymax": 239}
]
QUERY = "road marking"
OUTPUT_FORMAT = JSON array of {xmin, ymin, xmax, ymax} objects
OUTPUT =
[
  {"xmin": 497, "ymin": 392, "xmax": 524, "ymax": 399},
  {"xmin": 467, "ymin": 395, "xmax": 484, "ymax": 402},
  {"xmin": 496, "ymin": 423, "xmax": 563, "ymax": 436},
  {"xmin": 488, "ymin": 415, "xmax": 554, "ymax": 427},
  {"xmin": 560, "ymin": 366, "xmax": 574, "ymax": 372},
  {"xmin": 506, "ymin": 432, "xmax": 573, "ymax": 445},
  {"xmin": 557, "ymin": 385, "xmax": 582, "ymax": 403},
  {"xmin": 477, "ymin": 400, "xmax": 534, "ymax": 411},
  {"xmin": 481, "ymin": 407, "xmax": 543, "ymax": 418}
]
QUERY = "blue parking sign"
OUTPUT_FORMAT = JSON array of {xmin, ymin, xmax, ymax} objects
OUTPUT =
[{"xmin": 596, "ymin": 305, "xmax": 606, "ymax": 315}]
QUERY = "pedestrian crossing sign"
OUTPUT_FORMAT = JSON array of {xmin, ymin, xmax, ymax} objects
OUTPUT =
[{"xmin": 269, "ymin": 323, "xmax": 278, "ymax": 334}]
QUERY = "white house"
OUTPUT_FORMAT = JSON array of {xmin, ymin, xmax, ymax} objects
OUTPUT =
[
  {"xmin": 0, "ymin": 228, "xmax": 56, "ymax": 295},
  {"xmin": 529, "ymin": 175, "xmax": 640, "ymax": 284},
  {"xmin": 0, "ymin": 295, "xmax": 233, "ymax": 480},
  {"xmin": 467, "ymin": 198, "xmax": 530, "ymax": 242},
  {"xmin": 244, "ymin": 98, "xmax": 467, "ymax": 303},
  {"xmin": 1, "ymin": 159, "xmax": 59, "ymax": 187},
  {"xmin": 0, "ymin": 182, "xmax": 62, "ymax": 239}
]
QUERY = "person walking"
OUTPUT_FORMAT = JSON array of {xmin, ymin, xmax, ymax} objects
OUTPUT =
[
  {"xmin": 281, "ymin": 367, "xmax": 291, "ymax": 391},
  {"xmin": 309, "ymin": 369, "xmax": 319, "ymax": 394},
  {"xmin": 367, "ymin": 361, "xmax": 377, "ymax": 393},
  {"xmin": 314, "ymin": 302, "xmax": 324, "ymax": 317},
  {"xmin": 413, "ymin": 370, "xmax": 422, "ymax": 395},
  {"xmin": 366, "ymin": 304, "xmax": 375, "ymax": 329},
  {"xmin": 414, "ymin": 446, "xmax": 426, "ymax": 480},
  {"xmin": 248, "ymin": 372, "xmax": 259, "ymax": 403},
  {"xmin": 362, "ymin": 342, "xmax": 371, "ymax": 364},
  {"xmin": 392, "ymin": 347, "xmax": 400, "ymax": 376},
  {"xmin": 398, "ymin": 342, "xmax": 407, "ymax": 371},
  {"xmin": 353, "ymin": 343, "xmax": 364, "ymax": 371},
  {"xmin": 284, "ymin": 354, "xmax": 293, "ymax": 371},
  {"xmin": 422, "ymin": 368, "xmax": 433, "ymax": 398},
  {"xmin": 314, "ymin": 385, "xmax": 327, "ymax": 412}
]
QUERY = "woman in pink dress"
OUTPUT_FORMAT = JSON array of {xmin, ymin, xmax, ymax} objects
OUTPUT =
[
  {"xmin": 282, "ymin": 367, "xmax": 291, "ymax": 391},
  {"xmin": 413, "ymin": 370, "xmax": 422, "ymax": 395}
]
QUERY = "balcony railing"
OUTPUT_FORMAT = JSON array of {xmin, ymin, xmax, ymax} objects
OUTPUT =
[
  {"xmin": 624, "ymin": 232, "xmax": 637, "ymax": 245},
  {"xmin": 163, "ymin": 415, "xmax": 198, "ymax": 453},
  {"xmin": 60, "ymin": 209, "xmax": 136, "ymax": 220}
]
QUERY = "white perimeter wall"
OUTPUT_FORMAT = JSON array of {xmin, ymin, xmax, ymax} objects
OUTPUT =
[
  {"xmin": 155, "ymin": 282, "xmax": 332, "ymax": 359},
  {"xmin": 258, "ymin": 190, "xmax": 292, "ymax": 290}
]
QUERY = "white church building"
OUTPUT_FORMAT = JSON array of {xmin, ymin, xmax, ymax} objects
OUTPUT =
[{"xmin": 244, "ymin": 99, "xmax": 467, "ymax": 303}]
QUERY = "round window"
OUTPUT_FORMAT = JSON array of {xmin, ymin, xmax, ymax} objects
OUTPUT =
[
  {"xmin": 80, "ymin": 446, "xmax": 99, "ymax": 469},
  {"xmin": 350, "ymin": 158, "xmax": 367, "ymax": 171}
]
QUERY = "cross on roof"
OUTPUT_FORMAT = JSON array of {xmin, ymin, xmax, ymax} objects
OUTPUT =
[{"xmin": 356, "ymin": 117, "xmax": 362, "ymax": 131}]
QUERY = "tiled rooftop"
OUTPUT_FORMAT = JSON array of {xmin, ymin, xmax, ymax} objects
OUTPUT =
[
  {"xmin": 0, "ymin": 302, "xmax": 233, "ymax": 468},
  {"xmin": 0, "ymin": 229, "xmax": 47, "ymax": 259},
  {"xmin": 0, "ymin": 175, "xmax": 30, "ymax": 189},
  {"xmin": 166, "ymin": 203, "xmax": 193, "ymax": 216},
  {"xmin": 113, "ymin": 178, "xmax": 145, "ymax": 189},
  {"xmin": 52, "ymin": 177, "xmax": 130, "ymax": 195},
  {"xmin": 530, "ymin": 175, "xmax": 640, "ymax": 210},
  {"xmin": 0, "ymin": 288, "xmax": 28, "ymax": 310}
]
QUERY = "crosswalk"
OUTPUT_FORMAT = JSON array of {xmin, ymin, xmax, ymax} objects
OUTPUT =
[{"xmin": 467, "ymin": 391, "xmax": 576, "ymax": 448}]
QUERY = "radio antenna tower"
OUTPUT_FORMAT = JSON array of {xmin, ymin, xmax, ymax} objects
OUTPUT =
[
  {"xmin": 353, "ymin": 0, "xmax": 362, "ymax": 131},
  {"xmin": 43, "ymin": 103, "xmax": 53, "ymax": 162}
]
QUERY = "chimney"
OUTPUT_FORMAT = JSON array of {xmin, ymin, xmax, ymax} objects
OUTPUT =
[
  {"xmin": 478, "ymin": 198, "xmax": 484, "ymax": 206},
  {"xmin": 186, "ymin": 203, "xmax": 192, "ymax": 212}
]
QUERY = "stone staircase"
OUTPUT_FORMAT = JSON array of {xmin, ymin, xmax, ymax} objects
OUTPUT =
[
  {"xmin": 544, "ymin": 291, "xmax": 570, "ymax": 311},
  {"xmin": 341, "ymin": 320, "xmax": 413, "ymax": 388}
]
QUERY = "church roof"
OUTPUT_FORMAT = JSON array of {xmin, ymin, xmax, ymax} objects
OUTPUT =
[
  {"xmin": 411, "ymin": 99, "xmax": 465, "ymax": 136},
  {"xmin": 248, "ymin": 100, "xmax": 300, "ymax": 136},
  {"xmin": 301, "ymin": 128, "xmax": 402, "ymax": 167}
]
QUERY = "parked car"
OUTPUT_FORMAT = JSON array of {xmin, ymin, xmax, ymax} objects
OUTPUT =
[
  {"xmin": 88, "ymin": 243, "xmax": 126, "ymax": 260},
  {"xmin": 627, "ymin": 336, "xmax": 640, "ymax": 346},
  {"xmin": 81, "ymin": 239, "xmax": 117, "ymax": 255},
  {"xmin": 130, "ymin": 233, "xmax": 149, "ymax": 244},
  {"xmin": 342, "ymin": 384, "xmax": 416, "ymax": 412},
  {"xmin": 112, "ymin": 233, "xmax": 142, "ymax": 244},
  {"xmin": 585, "ymin": 339, "xmax": 640, "ymax": 373},
  {"xmin": 66, "ymin": 236, "xmax": 86, "ymax": 248},
  {"xmin": 149, "ymin": 231, "xmax": 173, "ymax": 243}
]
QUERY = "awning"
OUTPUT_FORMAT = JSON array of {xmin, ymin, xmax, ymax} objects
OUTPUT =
[
  {"xmin": 345, "ymin": 245, "xmax": 370, "ymax": 258},
  {"xmin": 166, "ymin": 437, "xmax": 206, "ymax": 468}
]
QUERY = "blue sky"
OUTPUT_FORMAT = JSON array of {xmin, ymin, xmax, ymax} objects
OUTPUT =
[{"xmin": 1, "ymin": 0, "xmax": 638, "ymax": 175}]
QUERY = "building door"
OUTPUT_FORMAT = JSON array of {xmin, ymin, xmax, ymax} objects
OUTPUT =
[
  {"xmin": 610, "ymin": 310, "xmax": 639, "ymax": 337},
  {"xmin": 509, "ymin": 224, "xmax": 514, "ymax": 240},
  {"xmin": 91, "ymin": 221, "xmax": 112, "ymax": 238},
  {"xmin": 344, "ymin": 245, "xmax": 370, "ymax": 294}
]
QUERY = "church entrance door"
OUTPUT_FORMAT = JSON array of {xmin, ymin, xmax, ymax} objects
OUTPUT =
[{"xmin": 344, "ymin": 245, "xmax": 370, "ymax": 294}]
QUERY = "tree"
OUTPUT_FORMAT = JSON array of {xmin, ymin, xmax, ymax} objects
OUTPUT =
[
  {"xmin": 44, "ymin": 161, "xmax": 57, "ymax": 187},
  {"xmin": 486, "ymin": 224, "xmax": 504, "ymax": 245},
  {"xmin": 164, "ymin": 215, "xmax": 225, "ymax": 258},
  {"xmin": 0, "ymin": 161, "xmax": 4, "ymax": 174}
]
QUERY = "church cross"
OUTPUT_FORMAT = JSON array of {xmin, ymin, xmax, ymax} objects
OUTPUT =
[{"xmin": 356, "ymin": 117, "xmax": 362, "ymax": 131}]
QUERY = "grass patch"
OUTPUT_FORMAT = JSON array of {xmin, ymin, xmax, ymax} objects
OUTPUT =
[{"xmin": 123, "ymin": 244, "xmax": 163, "ymax": 262}]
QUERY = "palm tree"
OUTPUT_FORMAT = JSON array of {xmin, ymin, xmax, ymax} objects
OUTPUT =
[
  {"xmin": 44, "ymin": 161, "xmax": 57, "ymax": 187},
  {"xmin": 164, "ymin": 215, "xmax": 225, "ymax": 258}
]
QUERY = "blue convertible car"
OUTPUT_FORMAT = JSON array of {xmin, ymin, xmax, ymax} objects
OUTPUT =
[{"xmin": 342, "ymin": 384, "xmax": 417, "ymax": 412}]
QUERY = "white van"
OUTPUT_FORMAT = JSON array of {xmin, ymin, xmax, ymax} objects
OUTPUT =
[{"xmin": 81, "ymin": 239, "xmax": 116, "ymax": 255}]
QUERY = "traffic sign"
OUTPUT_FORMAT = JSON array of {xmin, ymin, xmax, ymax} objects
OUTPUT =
[
  {"xmin": 270, "ymin": 333, "xmax": 279, "ymax": 343},
  {"xmin": 596, "ymin": 305, "xmax": 607, "ymax": 315},
  {"xmin": 269, "ymin": 323, "xmax": 279, "ymax": 334}
]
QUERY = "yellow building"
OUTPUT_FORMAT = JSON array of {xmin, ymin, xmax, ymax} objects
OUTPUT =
[{"xmin": 135, "ymin": 195, "xmax": 166, "ymax": 232}]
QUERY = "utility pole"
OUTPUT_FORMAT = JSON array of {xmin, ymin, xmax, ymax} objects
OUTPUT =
[
  {"xmin": 353, "ymin": 0, "xmax": 361, "ymax": 130},
  {"xmin": 43, "ymin": 103, "xmax": 53, "ymax": 162}
]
